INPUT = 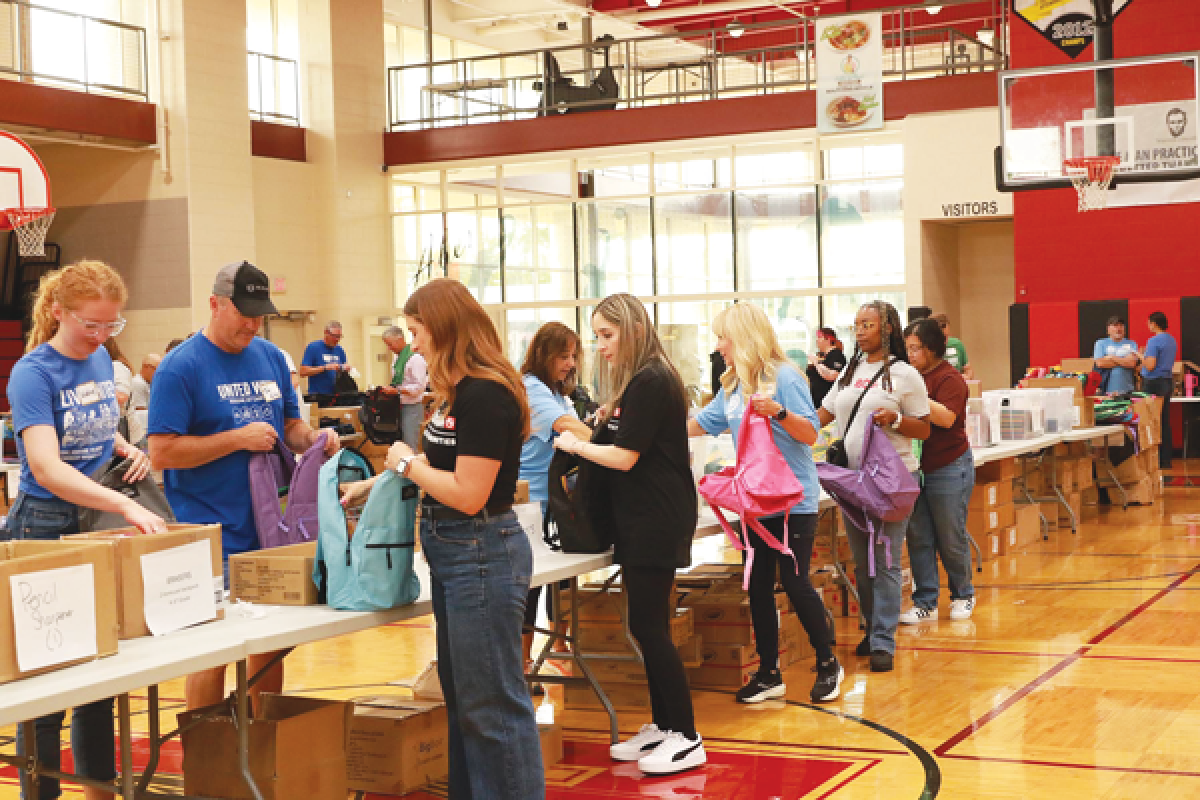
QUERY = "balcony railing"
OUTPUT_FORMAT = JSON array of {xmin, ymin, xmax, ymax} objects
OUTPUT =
[
  {"xmin": 387, "ymin": 0, "xmax": 1005, "ymax": 131},
  {"xmin": 248, "ymin": 51, "xmax": 300, "ymax": 126},
  {"xmin": 0, "ymin": 0, "xmax": 148, "ymax": 100}
]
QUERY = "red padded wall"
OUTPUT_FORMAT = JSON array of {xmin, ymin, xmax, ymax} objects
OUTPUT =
[{"xmin": 1028, "ymin": 302, "xmax": 1079, "ymax": 368}]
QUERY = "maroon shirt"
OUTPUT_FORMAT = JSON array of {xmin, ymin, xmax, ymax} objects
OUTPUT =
[{"xmin": 920, "ymin": 359, "xmax": 970, "ymax": 473}]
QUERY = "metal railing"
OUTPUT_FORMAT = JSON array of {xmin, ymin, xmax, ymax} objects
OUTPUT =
[
  {"xmin": 387, "ymin": 0, "xmax": 1006, "ymax": 131},
  {"xmin": 248, "ymin": 51, "xmax": 300, "ymax": 126},
  {"xmin": 0, "ymin": 0, "xmax": 148, "ymax": 100}
]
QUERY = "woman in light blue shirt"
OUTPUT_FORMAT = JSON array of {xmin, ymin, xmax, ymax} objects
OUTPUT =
[
  {"xmin": 688, "ymin": 303, "xmax": 842, "ymax": 705},
  {"xmin": 518, "ymin": 322, "xmax": 592, "ymax": 679}
]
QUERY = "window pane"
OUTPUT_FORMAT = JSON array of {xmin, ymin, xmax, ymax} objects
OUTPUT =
[
  {"xmin": 446, "ymin": 166, "xmax": 497, "ymax": 208},
  {"xmin": 577, "ymin": 199, "xmax": 653, "ymax": 299},
  {"xmin": 654, "ymin": 194, "xmax": 734, "ymax": 295},
  {"xmin": 504, "ymin": 307, "xmax": 578, "ymax": 366},
  {"xmin": 735, "ymin": 190, "xmax": 819, "ymax": 291},
  {"xmin": 864, "ymin": 143, "xmax": 904, "ymax": 177},
  {"xmin": 503, "ymin": 161, "xmax": 574, "ymax": 205},
  {"xmin": 820, "ymin": 181, "xmax": 904, "ymax": 287},
  {"xmin": 394, "ymin": 212, "xmax": 443, "ymax": 263},
  {"xmin": 392, "ymin": 171, "xmax": 442, "ymax": 212},
  {"xmin": 654, "ymin": 149, "xmax": 732, "ymax": 193},
  {"xmin": 744, "ymin": 296, "xmax": 821, "ymax": 367},
  {"xmin": 735, "ymin": 144, "xmax": 816, "ymax": 186},
  {"xmin": 579, "ymin": 155, "xmax": 651, "ymax": 198},
  {"xmin": 656, "ymin": 300, "xmax": 730, "ymax": 404},
  {"xmin": 821, "ymin": 291, "xmax": 907, "ymax": 350},
  {"xmin": 446, "ymin": 209, "xmax": 502, "ymax": 304},
  {"xmin": 502, "ymin": 205, "xmax": 576, "ymax": 304}
]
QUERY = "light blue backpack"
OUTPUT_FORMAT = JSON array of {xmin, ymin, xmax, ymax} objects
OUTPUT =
[{"xmin": 313, "ymin": 450, "xmax": 421, "ymax": 611}]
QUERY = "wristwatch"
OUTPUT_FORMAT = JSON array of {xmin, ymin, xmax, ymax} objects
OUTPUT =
[
  {"xmin": 394, "ymin": 456, "xmax": 415, "ymax": 476},
  {"xmin": 774, "ymin": 407, "xmax": 789, "ymax": 422},
  {"xmin": 890, "ymin": 414, "xmax": 904, "ymax": 430}
]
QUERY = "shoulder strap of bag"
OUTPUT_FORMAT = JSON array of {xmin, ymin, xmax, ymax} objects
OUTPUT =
[{"xmin": 842, "ymin": 356, "xmax": 893, "ymax": 434}]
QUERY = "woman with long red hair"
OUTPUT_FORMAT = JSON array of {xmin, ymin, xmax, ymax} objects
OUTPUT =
[{"xmin": 343, "ymin": 279, "xmax": 542, "ymax": 799}]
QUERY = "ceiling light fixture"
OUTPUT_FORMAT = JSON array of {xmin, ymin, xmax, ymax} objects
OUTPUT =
[
  {"xmin": 978, "ymin": 24, "xmax": 995, "ymax": 46},
  {"xmin": 645, "ymin": 0, "xmax": 661, "ymax": 7},
  {"xmin": 727, "ymin": 18, "xmax": 745, "ymax": 38},
  {"xmin": 926, "ymin": 4, "xmax": 942, "ymax": 13}
]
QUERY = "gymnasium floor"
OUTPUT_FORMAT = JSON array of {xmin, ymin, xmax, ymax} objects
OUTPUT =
[{"xmin": 4, "ymin": 476, "xmax": 1200, "ymax": 798}]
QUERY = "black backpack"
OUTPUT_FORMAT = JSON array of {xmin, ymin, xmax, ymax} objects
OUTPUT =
[
  {"xmin": 327, "ymin": 370, "xmax": 363, "ymax": 407},
  {"xmin": 544, "ymin": 449, "xmax": 613, "ymax": 554},
  {"xmin": 359, "ymin": 387, "xmax": 404, "ymax": 445}
]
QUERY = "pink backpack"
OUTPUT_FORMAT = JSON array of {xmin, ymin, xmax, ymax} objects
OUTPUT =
[{"xmin": 698, "ymin": 405, "xmax": 806, "ymax": 590}]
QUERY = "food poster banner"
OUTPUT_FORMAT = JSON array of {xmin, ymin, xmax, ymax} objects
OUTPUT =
[
  {"xmin": 816, "ymin": 14, "xmax": 883, "ymax": 134},
  {"xmin": 1013, "ymin": 0, "xmax": 1134, "ymax": 59}
]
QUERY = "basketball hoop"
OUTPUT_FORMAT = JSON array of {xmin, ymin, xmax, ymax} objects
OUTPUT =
[
  {"xmin": 1063, "ymin": 156, "xmax": 1121, "ymax": 212},
  {"xmin": 4, "ymin": 207, "xmax": 56, "ymax": 257}
]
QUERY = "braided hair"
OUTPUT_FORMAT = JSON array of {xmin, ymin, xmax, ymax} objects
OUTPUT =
[{"xmin": 837, "ymin": 300, "xmax": 908, "ymax": 392}]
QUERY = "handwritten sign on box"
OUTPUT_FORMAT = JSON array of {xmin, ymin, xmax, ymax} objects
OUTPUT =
[
  {"xmin": 140, "ymin": 541, "xmax": 217, "ymax": 636},
  {"xmin": 9, "ymin": 564, "xmax": 98, "ymax": 672}
]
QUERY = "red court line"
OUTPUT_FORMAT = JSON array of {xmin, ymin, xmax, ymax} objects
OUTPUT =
[
  {"xmin": 816, "ymin": 759, "xmax": 881, "ymax": 800},
  {"xmin": 941, "ymin": 752, "xmax": 1200, "ymax": 778},
  {"xmin": 898, "ymin": 646, "xmax": 1075, "ymax": 660},
  {"xmin": 933, "ymin": 565, "xmax": 1199, "ymax": 758}
]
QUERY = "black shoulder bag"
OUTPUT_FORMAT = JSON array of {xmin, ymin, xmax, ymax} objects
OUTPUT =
[{"xmin": 824, "ymin": 357, "xmax": 892, "ymax": 468}]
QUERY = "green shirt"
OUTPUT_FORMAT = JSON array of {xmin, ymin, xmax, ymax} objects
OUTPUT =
[
  {"xmin": 391, "ymin": 345, "xmax": 413, "ymax": 386},
  {"xmin": 945, "ymin": 336, "xmax": 969, "ymax": 372}
]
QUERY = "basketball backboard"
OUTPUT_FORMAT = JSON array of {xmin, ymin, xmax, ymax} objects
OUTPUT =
[
  {"xmin": 998, "ymin": 52, "xmax": 1200, "ymax": 192},
  {"xmin": 0, "ymin": 131, "xmax": 51, "ymax": 230}
]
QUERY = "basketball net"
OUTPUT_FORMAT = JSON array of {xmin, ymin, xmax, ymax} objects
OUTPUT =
[
  {"xmin": 1063, "ymin": 157, "xmax": 1120, "ymax": 212},
  {"xmin": 4, "ymin": 207, "xmax": 56, "ymax": 257}
]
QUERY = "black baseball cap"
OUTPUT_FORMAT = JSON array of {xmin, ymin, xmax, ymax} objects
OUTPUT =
[{"xmin": 212, "ymin": 261, "xmax": 277, "ymax": 317}]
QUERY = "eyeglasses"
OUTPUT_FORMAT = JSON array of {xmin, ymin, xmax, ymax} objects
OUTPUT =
[
  {"xmin": 69, "ymin": 310, "xmax": 126, "ymax": 336},
  {"xmin": 326, "ymin": 331, "xmax": 343, "ymax": 339},
  {"xmin": 853, "ymin": 321, "xmax": 879, "ymax": 333}
]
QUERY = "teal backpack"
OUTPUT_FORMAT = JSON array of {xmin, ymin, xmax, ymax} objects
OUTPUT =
[{"xmin": 313, "ymin": 450, "xmax": 421, "ymax": 611}]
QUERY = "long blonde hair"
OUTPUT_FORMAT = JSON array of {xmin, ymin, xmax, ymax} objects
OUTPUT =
[
  {"xmin": 402, "ymin": 279, "xmax": 530, "ymax": 439},
  {"xmin": 28, "ymin": 260, "xmax": 128, "ymax": 351},
  {"xmin": 592, "ymin": 293, "xmax": 684, "ymax": 410},
  {"xmin": 713, "ymin": 303, "xmax": 796, "ymax": 396}
]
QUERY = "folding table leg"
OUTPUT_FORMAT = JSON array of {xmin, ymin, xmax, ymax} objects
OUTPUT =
[
  {"xmin": 117, "ymin": 694, "xmax": 135, "ymax": 800},
  {"xmin": 19, "ymin": 720, "xmax": 38, "ymax": 800},
  {"xmin": 235, "ymin": 661, "xmax": 265, "ymax": 800},
  {"xmin": 136, "ymin": 685, "xmax": 161, "ymax": 794}
]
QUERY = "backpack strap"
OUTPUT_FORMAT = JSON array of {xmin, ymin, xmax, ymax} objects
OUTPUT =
[{"xmin": 841, "ymin": 357, "xmax": 893, "ymax": 437}]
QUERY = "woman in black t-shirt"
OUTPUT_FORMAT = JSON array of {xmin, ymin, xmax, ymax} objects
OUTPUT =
[
  {"xmin": 347, "ymin": 279, "xmax": 543, "ymax": 799},
  {"xmin": 554, "ymin": 293, "xmax": 704, "ymax": 776},
  {"xmin": 806, "ymin": 326, "xmax": 847, "ymax": 409}
]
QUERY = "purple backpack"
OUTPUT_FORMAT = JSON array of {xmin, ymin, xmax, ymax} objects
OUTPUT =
[
  {"xmin": 249, "ymin": 438, "xmax": 330, "ymax": 549},
  {"xmin": 698, "ymin": 405, "xmax": 805, "ymax": 590},
  {"xmin": 816, "ymin": 411, "xmax": 920, "ymax": 576}
]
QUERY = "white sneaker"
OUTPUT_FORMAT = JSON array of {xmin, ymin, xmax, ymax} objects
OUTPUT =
[
  {"xmin": 950, "ymin": 597, "xmax": 976, "ymax": 620},
  {"xmin": 638, "ymin": 732, "xmax": 707, "ymax": 775},
  {"xmin": 610, "ymin": 723, "xmax": 667, "ymax": 762},
  {"xmin": 898, "ymin": 606, "xmax": 938, "ymax": 625}
]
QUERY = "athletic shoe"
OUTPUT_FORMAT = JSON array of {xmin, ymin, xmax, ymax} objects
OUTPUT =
[
  {"xmin": 811, "ymin": 657, "xmax": 844, "ymax": 702},
  {"xmin": 950, "ymin": 597, "xmax": 976, "ymax": 620},
  {"xmin": 869, "ymin": 651, "xmax": 894, "ymax": 672},
  {"xmin": 735, "ymin": 669, "xmax": 785, "ymax": 704},
  {"xmin": 855, "ymin": 636, "xmax": 871, "ymax": 656},
  {"xmin": 610, "ymin": 724, "xmax": 667, "ymax": 762},
  {"xmin": 898, "ymin": 606, "xmax": 938, "ymax": 625},
  {"xmin": 638, "ymin": 732, "xmax": 707, "ymax": 775}
]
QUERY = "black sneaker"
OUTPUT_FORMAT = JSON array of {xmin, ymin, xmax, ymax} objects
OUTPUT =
[
  {"xmin": 810, "ymin": 657, "xmax": 844, "ymax": 702},
  {"xmin": 855, "ymin": 636, "xmax": 871, "ymax": 657},
  {"xmin": 869, "ymin": 651, "xmax": 894, "ymax": 672},
  {"xmin": 735, "ymin": 669, "xmax": 786, "ymax": 704}
]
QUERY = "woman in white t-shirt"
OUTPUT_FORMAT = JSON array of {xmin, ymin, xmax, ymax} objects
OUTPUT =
[{"xmin": 817, "ymin": 301, "xmax": 931, "ymax": 674}]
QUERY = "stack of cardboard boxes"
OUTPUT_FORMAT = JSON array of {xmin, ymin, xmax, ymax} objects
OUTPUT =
[{"xmin": 1095, "ymin": 396, "xmax": 1163, "ymax": 505}]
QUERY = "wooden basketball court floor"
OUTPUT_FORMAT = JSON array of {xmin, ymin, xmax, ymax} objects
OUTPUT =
[{"xmin": 6, "ymin": 475, "xmax": 1200, "ymax": 798}]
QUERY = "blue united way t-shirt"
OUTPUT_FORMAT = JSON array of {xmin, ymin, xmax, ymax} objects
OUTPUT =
[
  {"xmin": 695, "ymin": 363, "xmax": 820, "ymax": 516},
  {"xmin": 1093, "ymin": 337, "xmax": 1139, "ymax": 394},
  {"xmin": 8, "ymin": 344, "xmax": 120, "ymax": 499},
  {"xmin": 518, "ymin": 373, "xmax": 578, "ymax": 506},
  {"xmin": 301, "ymin": 340, "xmax": 347, "ymax": 395},
  {"xmin": 149, "ymin": 334, "xmax": 299, "ymax": 556}
]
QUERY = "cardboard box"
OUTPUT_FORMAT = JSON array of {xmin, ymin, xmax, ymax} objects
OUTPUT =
[
  {"xmin": 969, "ymin": 480, "xmax": 1014, "ymax": 511},
  {"xmin": 67, "ymin": 525, "xmax": 222, "ymax": 639},
  {"xmin": 967, "ymin": 503, "xmax": 1015, "ymax": 535},
  {"xmin": 1015, "ymin": 503, "xmax": 1042, "ymax": 546},
  {"xmin": 678, "ymin": 634, "xmax": 703, "ymax": 668},
  {"xmin": 181, "ymin": 694, "xmax": 353, "ymax": 800},
  {"xmin": 1075, "ymin": 459, "xmax": 1095, "ymax": 489},
  {"xmin": 687, "ymin": 660, "xmax": 758, "ymax": 688},
  {"xmin": 576, "ymin": 609, "xmax": 693, "ymax": 652},
  {"xmin": 965, "ymin": 379, "xmax": 982, "ymax": 398},
  {"xmin": 1098, "ymin": 455, "xmax": 1146, "ymax": 488},
  {"xmin": 229, "ymin": 542, "xmax": 319, "ymax": 606},
  {"xmin": 346, "ymin": 696, "xmax": 448, "ymax": 796},
  {"xmin": 1038, "ymin": 502, "xmax": 1060, "ymax": 531},
  {"xmin": 1056, "ymin": 491, "xmax": 1083, "ymax": 525},
  {"xmin": 1061, "ymin": 358, "xmax": 1096, "ymax": 374},
  {"xmin": 515, "ymin": 480, "xmax": 530, "ymax": 505},
  {"xmin": 984, "ymin": 529, "xmax": 1012, "ymax": 560},
  {"xmin": 1024, "ymin": 377, "xmax": 1084, "ymax": 398},
  {"xmin": 684, "ymin": 594, "xmax": 754, "ymax": 645},
  {"xmin": 1075, "ymin": 397, "xmax": 1096, "ymax": 428},
  {"xmin": 1124, "ymin": 476, "xmax": 1158, "ymax": 505},
  {"xmin": 565, "ymin": 682, "xmax": 651, "ymax": 710},
  {"xmin": 0, "ymin": 540, "xmax": 120, "ymax": 684},
  {"xmin": 313, "ymin": 406, "xmax": 364, "ymax": 433},
  {"xmin": 976, "ymin": 458, "xmax": 1016, "ymax": 485},
  {"xmin": 540, "ymin": 721, "xmax": 563, "ymax": 767}
]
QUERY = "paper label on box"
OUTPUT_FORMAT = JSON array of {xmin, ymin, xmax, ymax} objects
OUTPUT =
[
  {"xmin": 140, "ymin": 541, "xmax": 217, "ymax": 636},
  {"xmin": 9, "ymin": 564, "xmax": 98, "ymax": 672},
  {"xmin": 989, "ymin": 511, "xmax": 998, "ymax": 528},
  {"xmin": 988, "ymin": 486, "xmax": 997, "ymax": 505}
]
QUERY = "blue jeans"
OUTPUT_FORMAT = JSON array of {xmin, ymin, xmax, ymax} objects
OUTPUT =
[
  {"xmin": 5, "ymin": 493, "xmax": 116, "ymax": 800},
  {"xmin": 843, "ymin": 472, "xmax": 918, "ymax": 655},
  {"xmin": 421, "ymin": 510, "xmax": 545, "ymax": 800},
  {"xmin": 908, "ymin": 451, "xmax": 976, "ymax": 610}
]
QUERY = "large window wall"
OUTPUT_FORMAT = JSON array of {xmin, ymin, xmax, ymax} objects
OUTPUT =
[{"xmin": 392, "ymin": 136, "xmax": 906, "ymax": 397}]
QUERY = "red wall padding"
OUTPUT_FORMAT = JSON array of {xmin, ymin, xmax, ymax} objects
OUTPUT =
[
  {"xmin": 1127, "ymin": 298, "xmax": 1181, "ymax": 349},
  {"xmin": 1028, "ymin": 302, "xmax": 1080, "ymax": 368}
]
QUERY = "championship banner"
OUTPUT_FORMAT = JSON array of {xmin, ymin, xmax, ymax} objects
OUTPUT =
[
  {"xmin": 816, "ymin": 13, "xmax": 883, "ymax": 134},
  {"xmin": 1013, "ymin": 0, "xmax": 1134, "ymax": 59}
]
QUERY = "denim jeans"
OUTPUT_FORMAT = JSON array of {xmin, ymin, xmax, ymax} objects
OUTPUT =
[
  {"xmin": 5, "ymin": 493, "xmax": 116, "ymax": 800},
  {"xmin": 908, "ymin": 451, "xmax": 976, "ymax": 610},
  {"xmin": 843, "ymin": 472, "xmax": 919, "ymax": 655},
  {"xmin": 421, "ymin": 510, "xmax": 545, "ymax": 800}
]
